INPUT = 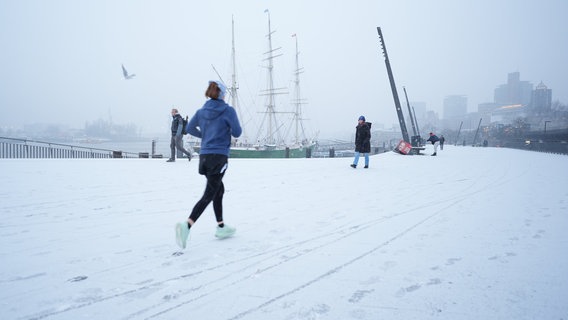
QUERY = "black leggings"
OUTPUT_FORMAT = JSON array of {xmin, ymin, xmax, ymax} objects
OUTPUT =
[{"xmin": 188, "ymin": 154, "xmax": 228, "ymax": 223}]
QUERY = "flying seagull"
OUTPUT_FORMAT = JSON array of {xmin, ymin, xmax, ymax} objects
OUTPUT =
[{"xmin": 121, "ymin": 64, "xmax": 136, "ymax": 80}]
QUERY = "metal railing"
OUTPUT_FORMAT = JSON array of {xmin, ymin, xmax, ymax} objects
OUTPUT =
[
  {"xmin": 500, "ymin": 139, "xmax": 568, "ymax": 155},
  {"xmin": 0, "ymin": 137, "xmax": 141, "ymax": 159}
]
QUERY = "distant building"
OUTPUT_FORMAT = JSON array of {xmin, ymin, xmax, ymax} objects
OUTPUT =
[
  {"xmin": 531, "ymin": 81, "xmax": 552, "ymax": 112},
  {"xmin": 494, "ymin": 72, "xmax": 533, "ymax": 107},
  {"xmin": 409, "ymin": 101, "xmax": 426, "ymax": 133},
  {"xmin": 478, "ymin": 102, "xmax": 498, "ymax": 126},
  {"xmin": 443, "ymin": 95, "xmax": 467, "ymax": 130},
  {"xmin": 443, "ymin": 95, "xmax": 468, "ymax": 119},
  {"xmin": 489, "ymin": 72, "xmax": 533, "ymax": 125},
  {"xmin": 422, "ymin": 110, "xmax": 440, "ymax": 133},
  {"xmin": 410, "ymin": 101, "xmax": 427, "ymax": 120},
  {"xmin": 491, "ymin": 104, "xmax": 527, "ymax": 124},
  {"xmin": 478, "ymin": 102, "xmax": 499, "ymax": 114}
]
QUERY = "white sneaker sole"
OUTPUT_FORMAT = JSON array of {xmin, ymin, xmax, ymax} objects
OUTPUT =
[{"xmin": 215, "ymin": 228, "xmax": 236, "ymax": 239}]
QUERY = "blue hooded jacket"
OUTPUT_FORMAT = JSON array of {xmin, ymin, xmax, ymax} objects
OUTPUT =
[{"xmin": 187, "ymin": 98, "xmax": 242, "ymax": 156}]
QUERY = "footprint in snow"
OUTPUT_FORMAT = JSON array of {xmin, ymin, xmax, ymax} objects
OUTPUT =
[
  {"xmin": 299, "ymin": 304, "xmax": 330, "ymax": 318},
  {"xmin": 396, "ymin": 284, "xmax": 421, "ymax": 297},
  {"xmin": 488, "ymin": 252, "xmax": 516, "ymax": 262},
  {"xmin": 405, "ymin": 284, "xmax": 421, "ymax": 292},
  {"xmin": 348, "ymin": 289, "xmax": 374, "ymax": 303},
  {"xmin": 68, "ymin": 276, "xmax": 88, "ymax": 282},
  {"xmin": 163, "ymin": 293, "xmax": 179, "ymax": 301},
  {"xmin": 533, "ymin": 230, "xmax": 546, "ymax": 239}
]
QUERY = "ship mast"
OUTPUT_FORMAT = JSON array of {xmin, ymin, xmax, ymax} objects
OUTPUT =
[
  {"xmin": 229, "ymin": 16, "xmax": 246, "ymax": 141},
  {"xmin": 260, "ymin": 10, "xmax": 287, "ymax": 145},
  {"xmin": 291, "ymin": 34, "xmax": 307, "ymax": 145}
]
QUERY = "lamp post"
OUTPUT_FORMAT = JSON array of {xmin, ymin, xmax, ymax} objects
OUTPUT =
[{"xmin": 544, "ymin": 120, "xmax": 551, "ymax": 134}]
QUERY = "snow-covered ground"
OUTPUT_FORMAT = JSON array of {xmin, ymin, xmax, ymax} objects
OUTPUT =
[{"xmin": 1, "ymin": 146, "xmax": 567, "ymax": 320}]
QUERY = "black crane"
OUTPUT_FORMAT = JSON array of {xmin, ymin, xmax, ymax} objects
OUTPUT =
[{"xmin": 376, "ymin": 27, "xmax": 410, "ymax": 144}]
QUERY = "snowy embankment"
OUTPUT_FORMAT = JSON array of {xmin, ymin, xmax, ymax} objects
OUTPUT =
[{"xmin": 1, "ymin": 146, "xmax": 567, "ymax": 320}]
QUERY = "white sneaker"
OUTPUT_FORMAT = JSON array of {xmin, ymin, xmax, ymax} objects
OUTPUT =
[
  {"xmin": 215, "ymin": 225, "xmax": 236, "ymax": 239},
  {"xmin": 175, "ymin": 222, "xmax": 190, "ymax": 249}
]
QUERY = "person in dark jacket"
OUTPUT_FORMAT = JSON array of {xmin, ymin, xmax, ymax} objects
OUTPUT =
[
  {"xmin": 167, "ymin": 108, "xmax": 192, "ymax": 162},
  {"xmin": 427, "ymin": 132, "xmax": 440, "ymax": 156},
  {"xmin": 351, "ymin": 116, "xmax": 372, "ymax": 169},
  {"xmin": 440, "ymin": 135, "xmax": 445, "ymax": 150},
  {"xmin": 175, "ymin": 80, "xmax": 242, "ymax": 249}
]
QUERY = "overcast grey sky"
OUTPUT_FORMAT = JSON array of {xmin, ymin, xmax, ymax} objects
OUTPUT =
[{"xmin": 1, "ymin": 0, "xmax": 566, "ymax": 139}]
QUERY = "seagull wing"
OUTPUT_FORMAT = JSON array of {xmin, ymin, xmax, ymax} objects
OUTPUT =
[{"xmin": 122, "ymin": 64, "xmax": 128, "ymax": 78}]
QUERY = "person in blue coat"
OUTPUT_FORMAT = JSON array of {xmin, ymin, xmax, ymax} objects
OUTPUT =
[
  {"xmin": 427, "ymin": 132, "xmax": 440, "ymax": 156},
  {"xmin": 175, "ymin": 80, "xmax": 242, "ymax": 249},
  {"xmin": 351, "ymin": 116, "xmax": 372, "ymax": 168}
]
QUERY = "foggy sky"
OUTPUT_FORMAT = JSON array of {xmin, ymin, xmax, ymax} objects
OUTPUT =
[{"xmin": 1, "ymin": 0, "xmax": 567, "ymax": 139}]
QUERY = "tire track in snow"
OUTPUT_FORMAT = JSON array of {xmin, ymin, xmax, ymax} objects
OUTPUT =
[
  {"xmin": 220, "ymin": 163, "xmax": 531, "ymax": 319},
  {"xmin": 25, "ymin": 225, "xmax": 360, "ymax": 320},
  {"xmin": 223, "ymin": 199, "xmax": 467, "ymax": 320},
  {"xmin": 142, "ymin": 176, "xmax": 502, "ymax": 319},
  {"xmin": 26, "ymin": 165, "xmax": 514, "ymax": 320}
]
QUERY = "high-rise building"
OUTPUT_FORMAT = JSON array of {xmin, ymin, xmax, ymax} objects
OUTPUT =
[
  {"xmin": 531, "ymin": 81, "xmax": 552, "ymax": 112},
  {"xmin": 494, "ymin": 72, "xmax": 533, "ymax": 106}
]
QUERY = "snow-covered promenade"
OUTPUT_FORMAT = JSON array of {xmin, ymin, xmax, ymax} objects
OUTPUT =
[{"xmin": 1, "ymin": 146, "xmax": 567, "ymax": 319}]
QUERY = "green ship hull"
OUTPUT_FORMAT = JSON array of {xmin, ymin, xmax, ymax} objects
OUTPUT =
[
  {"xmin": 192, "ymin": 144, "xmax": 314, "ymax": 159},
  {"xmin": 229, "ymin": 145, "xmax": 313, "ymax": 158}
]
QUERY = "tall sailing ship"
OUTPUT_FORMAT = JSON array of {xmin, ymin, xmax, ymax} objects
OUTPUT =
[{"xmin": 193, "ymin": 12, "xmax": 316, "ymax": 159}]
